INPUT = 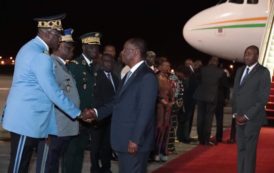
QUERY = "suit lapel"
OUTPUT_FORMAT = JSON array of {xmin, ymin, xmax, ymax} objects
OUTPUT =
[
  {"xmin": 239, "ymin": 64, "xmax": 260, "ymax": 87},
  {"xmin": 102, "ymin": 71, "xmax": 116, "ymax": 92},
  {"xmin": 79, "ymin": 55, "xmax": 93, "ymax": 75},
  {"xmin": 236, "ymin": 67, "xmax": 246, "ymax": 88},
  {"xmin": 112, "ymin": 72, "xmax": 120, "ymax": 89},
  {"xmin": 54, "ymin": 56, "xmax": 69, "ymax": 73},
  {"xmin": 118, "ymin": 63, "xmax": 145, "ymax": 96}
]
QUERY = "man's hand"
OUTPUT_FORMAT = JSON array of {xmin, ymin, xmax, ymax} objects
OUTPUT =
[
  {"xmin": 128, "ymin": 140, "xmax": 138, "ymax": 155},
  {"xmin": 78, "ymin": 108, "xmax": 96, "ymax": 122},
  {"xmin": 235, "ymin": 114, "xmax": 248, "ymax": 125}
]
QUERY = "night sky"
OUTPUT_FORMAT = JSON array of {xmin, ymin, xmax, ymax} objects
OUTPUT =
[{"xmin": 0, "ymin": 0, "xmax": 227, "ymax": 67}]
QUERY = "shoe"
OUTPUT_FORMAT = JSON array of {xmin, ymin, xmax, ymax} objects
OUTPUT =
[
  {"xmin": 190, "ymin": 137, "xmax": 198, "ymax": 142},
  {"xmin": 101, "ymin": 170, "xmax": 112, "ymax": 173},
  {"xmin": 154, "ymin": 155, "xmax": 160, "ymax": 162},
  {"xmin": 226, "ymin": 139, "xmax": 235, "ymax": 144},
  {"xmin": 209, "ymin": 139, "xmax": 218, "ymax": 145},
  {"xmin": 111, "ymin": 152, "xmax": 118, "ymax": 161},
  {"xmin": 181, "ymin": 139, "xmax": 191, "ymax": 144},
  {"xmin": 216, "ymin": 139, "xmax": 223, "ymax": 143},
  {"xmin": 204, "ymin": 141, "xmax": 216, "ymax": 146},
  {"xmin": 161, "ymin": 155, "xmax": 168, "ymax": 162}
]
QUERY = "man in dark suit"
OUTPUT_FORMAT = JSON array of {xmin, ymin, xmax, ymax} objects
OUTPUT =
[
  {"xmin": 214, "ymin": 67, "xmax": 230, "ymax": 143},
  {"xmin": 232, "ymin": 45, "xmax": 270, "ymax": 173},
  {"xmin": 93, "ymin": 53, "xmax": 120, "ymax": 173},
  {"xmin": 90, "ymin": 38, "xmax": 158, "ymax": 173},
  {"xmin": 193, "ymin": 57, "xmax": 225, "ymax": 145},
  {"xmin": 183, "ymin": 58, "xmax": 200, "ymax": 143},
  {"xmin": 63, "ymin": 32, "xmax": 101, "ymax": 173}
]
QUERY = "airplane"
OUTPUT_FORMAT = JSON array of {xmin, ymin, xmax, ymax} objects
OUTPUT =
[{"xmin": 183, "ymin": 0, "xmax": 272, "ymax": 62}]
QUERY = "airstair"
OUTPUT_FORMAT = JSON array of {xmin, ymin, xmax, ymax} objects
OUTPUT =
[{"xmin": 259, "ymin": 0, "xmax": 274, "ymax": 123}]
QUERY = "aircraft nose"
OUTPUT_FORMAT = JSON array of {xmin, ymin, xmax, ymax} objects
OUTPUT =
[{"xmin": 183, "ymin": 11, "xmax": 208, "ymax": 50}]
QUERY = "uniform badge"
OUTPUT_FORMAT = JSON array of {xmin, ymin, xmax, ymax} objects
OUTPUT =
[
  {"xmin": 70, "ymin": 60, "xmax": 79, "ymax": 64},
  {"xmin": 83, "ymin": 77, "xmax": 87, "ymax": 90},
  {"xmin": 65, "ymin": 78, "xmax": 71, "ymax": 92}
]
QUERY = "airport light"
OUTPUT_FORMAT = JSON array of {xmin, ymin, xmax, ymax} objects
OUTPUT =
[
  {"xmin": 1, "ymin": 60, "xmax": 5, "ymax": 65},
  {"xmin": 229, "ymin": 64, "xmax": 234, "ymax": 69},
  {"xmin": 12, "ymin": 60, "xmax": 15, "ymax": 64},
  {"xmin": 10, "ymin": 56, "xmax": 13, "ymax": 60},
  {"xmin": 0, "ymin": 56, "xmax": 2, "ymax": 59}
]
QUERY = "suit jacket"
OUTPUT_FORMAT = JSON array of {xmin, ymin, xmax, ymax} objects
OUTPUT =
[
  {"xmin": 93, "ymin": 69, "xmax": 119, "ymax": 126},
  {"xmin": 94, "ymin": 69, "xmax": 119, "ymax": 107},
  {"xmin": 193, "ymin": 64, "xmax": 225, "ymax": 103},
  {"xmin": 97, "ymin": 62, "xmax": 158, "ymax": 152},
  {"xmin": 232, "ymin": 64, "xmax": 271, "ymax": 126},
  {"xmin": 2, "ymin": 36, "xmax": 80, "ymax": 138},
  {"xmin": 52, "ymin": 55, "xmax": 80, "ymax": 136}
]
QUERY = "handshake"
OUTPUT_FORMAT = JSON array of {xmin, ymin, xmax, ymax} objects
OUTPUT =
[{"xmin": 77, "ymin": 108, "xmax": 97, "ymax": 123}]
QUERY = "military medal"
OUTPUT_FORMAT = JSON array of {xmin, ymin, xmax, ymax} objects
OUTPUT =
[
  {"xmin": 65, "ymin": 78, "xmax": 71, "ymax": 92},
  {"xmin": 82, "ymin": 72, "xmax": 87, "ymax": 90}
]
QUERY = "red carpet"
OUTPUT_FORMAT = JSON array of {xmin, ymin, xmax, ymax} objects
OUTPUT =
[{"xmin": 153, "ymin": 127, "xmax": 274, "ymax": 173}]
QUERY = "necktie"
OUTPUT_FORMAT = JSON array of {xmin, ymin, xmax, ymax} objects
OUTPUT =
[
  {"xmin": 106, "ymin": 73, "xmax": 116, "ymax": 91},
  {"xmin": 124, "ymin": 71, "xmax": 132, "ymax": 85},
  {"xmin": 240, "ymin": 67, "xmax": 249, "ymax": 85}
]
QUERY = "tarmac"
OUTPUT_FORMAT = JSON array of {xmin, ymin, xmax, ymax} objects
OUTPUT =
[{"xmin": 0, "ymin": 74, "xmax": 233, "ymax": 173}]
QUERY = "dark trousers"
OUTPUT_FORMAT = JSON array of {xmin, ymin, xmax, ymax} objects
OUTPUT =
[
  {"xmin": 89, "ymin": 124, "xmax": 112, "ymax": 173},
  {"xmin": 36, "ymin": 135, "xmax": 72, "ymax": 173},
  {"xmin": 215, "ymin": 101, "xmax": 224, "ymax": 142},
  {"xmin": 62, "ymin": 128, "xmax": 90, "ymax": 173},
  {"xmin": 185, "ymin": 100, "xmax": 196, "ymax": 138},
  {"xmin": 229, "ymin": 118, "xmax": 236, "ymax": 141},
  {"xmin": 117, "ymin": 152, "xmax": 149, "ymax": 173},
  {"xmin": 176, "ymin": 108, "xmax": 189, "ymax": 142},
  {"xmin": 197, "ymin": 101, "xmax": 216, "ymax": 144},
  {"xmin": 236, "ymin": 125, "xmax": 261, "ymax": 173},
  {"xmin": 8, "ymin": 132, "xmax": 40, "ymax": 173}
]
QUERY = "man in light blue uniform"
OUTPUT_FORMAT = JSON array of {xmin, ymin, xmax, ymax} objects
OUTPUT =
[
  {"xmin": 36, "ymin": 28, "xmax": 80, "ymax": 173},
  {"xmin": 1, "ymin": 14, "xmax": 91, "ymax": 173}
]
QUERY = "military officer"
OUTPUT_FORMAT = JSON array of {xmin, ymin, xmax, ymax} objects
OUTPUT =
[
  {"xmin": 1, "ymin": 14, "xmax": 92, "ymax": 173},
  {"xmin": 63, "ymin": 32, "xmax": 102, "ymax": 173},
  {"xmin": 36, "ymin": 28, "xmax": 80, "ymax": 173}
]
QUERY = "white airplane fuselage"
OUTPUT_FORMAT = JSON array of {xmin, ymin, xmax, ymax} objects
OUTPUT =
[{"xmin": 183, "ymin": 0, "xmax": 270, "ymax": 62}]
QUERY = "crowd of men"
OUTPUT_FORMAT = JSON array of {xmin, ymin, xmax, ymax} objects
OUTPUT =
[{"xmin": 1, "ymin": 13, "xmax": 271, "ymax": 173}]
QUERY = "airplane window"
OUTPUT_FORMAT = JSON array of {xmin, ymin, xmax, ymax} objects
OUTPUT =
[
  {"xmin": 229, "ymin": 0, "xmax": 244, "ymax": 3},
  {"xmin": 247, "ymin": 0, "xmax": 258, "ymax": 4}
]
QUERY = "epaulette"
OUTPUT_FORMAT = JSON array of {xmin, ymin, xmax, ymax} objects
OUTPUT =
[{"xmin": 70, "ymin": 60, "xmax": 79, "ymax": 64}]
